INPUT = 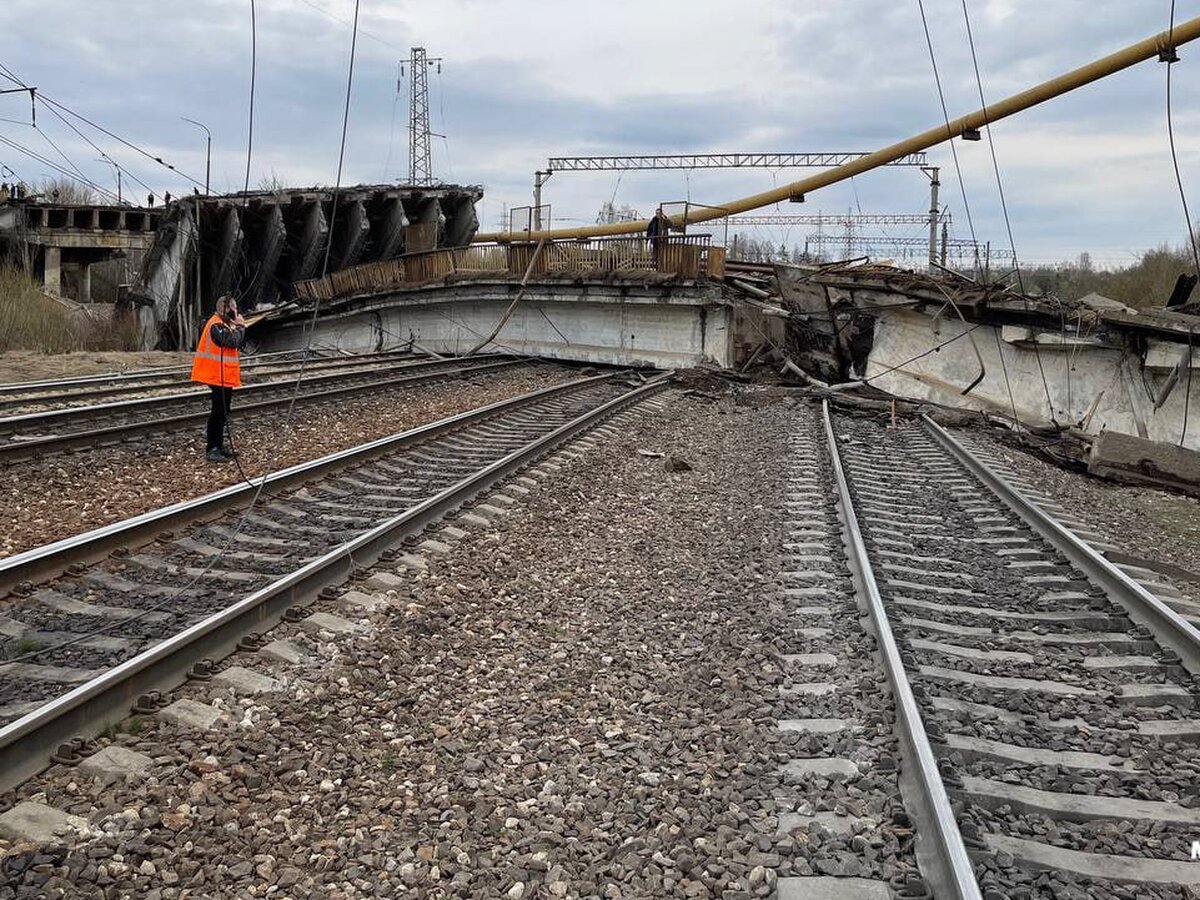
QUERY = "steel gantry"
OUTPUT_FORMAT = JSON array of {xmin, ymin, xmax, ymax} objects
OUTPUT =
[
  {"xmin": 480, "ymin": 16, "xmax": 1200, "ymax": 244},
  {"xmin": 530, "ymin": 152, "xmax": 930, "ymax": 232}
]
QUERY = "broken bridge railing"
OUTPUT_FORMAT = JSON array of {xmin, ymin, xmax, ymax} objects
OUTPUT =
[{"xmin": 291, "ymin": 234, "xmax": 725, "ymax": 304}]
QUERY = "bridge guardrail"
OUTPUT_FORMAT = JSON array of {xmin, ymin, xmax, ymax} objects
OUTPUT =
[{"xmin": 291, "ymin": 235, "xmax": 724, "ymax": 304}]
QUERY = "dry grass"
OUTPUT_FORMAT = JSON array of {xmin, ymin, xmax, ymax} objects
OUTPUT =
[{"xmin": 0, "ymin": 266, "xmax": 139, "ymax": 353}]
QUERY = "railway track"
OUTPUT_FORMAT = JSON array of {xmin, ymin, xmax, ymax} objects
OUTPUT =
[
  {"xmin": 777, "ymin": 402, "xmax": 1200, "ymax": 898},
  {"xmin": 0, "ymin": 370, "xmax": 667, "ymax": 791},
  {"xmin": 0, "ymin": 354, "xmax": 523, "ymax": 463},
  {"xmin": 0, "ymin": 347, "xmax": 422, "ymax": 414}
]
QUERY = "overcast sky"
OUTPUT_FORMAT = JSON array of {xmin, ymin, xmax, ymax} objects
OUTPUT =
[{"xmin": 2, "ymin": 1, "xmax": 1199, "ymax": 267}]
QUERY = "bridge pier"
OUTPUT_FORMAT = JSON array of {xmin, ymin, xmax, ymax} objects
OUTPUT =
[
  {"xmin": 76, "ymin": 261, "xmax": 92, "ymax": 303},
  {"xmin": 42, "ymin": 247, "xmax": 61, "ymax": 296}
]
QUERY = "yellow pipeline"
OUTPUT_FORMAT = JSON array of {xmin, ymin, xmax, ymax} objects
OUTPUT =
[{"xmin": 476, "ymin": 16, "xmax": 1200, "ymax": 243}]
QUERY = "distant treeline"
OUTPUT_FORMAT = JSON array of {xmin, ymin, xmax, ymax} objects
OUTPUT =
[
  {"xmin": 1022, "ymin": 245, "xmax": 1195, "ymax": 310},
  {"xmin": 727, "ymin": 229, "xmax": 1197, "ymax": 311}
]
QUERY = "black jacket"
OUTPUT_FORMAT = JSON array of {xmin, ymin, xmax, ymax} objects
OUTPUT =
[{"xmin": 209, "ymin": 320, "xmax": 246, "ymax": 350}]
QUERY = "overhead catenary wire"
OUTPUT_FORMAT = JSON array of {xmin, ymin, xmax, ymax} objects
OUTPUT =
[
  {"xmin": 0, "ymin": 60, "xmax": 201, "ymax": 193},
  {"xmin": 914, "ymin": 0, "xmax": 1021, "ymax": 426},
  {"xmin": 959, "ymin": 0, "xmax": 1059, "ymax": 427},
  {"xmin": 0, "ymin": 0, "xmax": 366, "ymax": 671},
  {"xmin": 1165, "ymin": 1, "xmax": 1197, "ymax": 446},
  {"xmin": 0, "ymin": 134, "xmax": 117, "ymax": 201}
]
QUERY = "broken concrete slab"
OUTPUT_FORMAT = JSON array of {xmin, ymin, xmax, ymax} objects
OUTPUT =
[
  {"xmin": 392, "ymin": 552, "xmax": 428, "ymax": 572},
  {"xmin": 1089, "ymin": 429, "xmax": 1200, "ymax": 497},
  {"xmin": 159, "ymin": 699, "xmax": 224, "ymax": 730},
  {"xmin": 213, "ymin": 665, "xmax": 285, "ymax": 696},
  {"xmin": 363, "ymin": 571, "xmax": 405, "ymax": 592},
  {"xmin": 300, "ymin": 611, "xmax": 367, "ymax": 637},
  {"xmin": 455, "ymin": 513, "xmax": 491, "ymax": 529},
  {"xmin": 78, "ymin": 745, "xmax": 154, "ymax": 783},
  {"xmin": 783, "ymin": 653, "xmax": 838, "ymax": 668},
  {"xmin": 780, "ymin": 682, "xmax": 838, "ymax": 697},
  {"xmin": 778, "ymin": 718, "xmax": 855, "ymax": 735},
  {"xmin": 0, "ymin": 801, "xmax": 91, "ymax": 845},
  {"xmin": 777, "ymin": 811, "xmax": 877, "ymax": 836},
  {"xmin": 259, "ymin": 639, "xmax": 313, "ymax": 666},
  {"xmin": 778, "ymin": 758, "xmax": 861, "ymax": 779},
  {"xmin": 336, "ymin": 590, "xmax": 391, "ymax": 613},
  {"xmin": 777, "ymin": 876, "xmax": 891, "ymax": 899}
]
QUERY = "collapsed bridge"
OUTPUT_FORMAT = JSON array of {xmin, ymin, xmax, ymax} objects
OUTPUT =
[{"xmin": 131, "ymin": 182, "xmax": 482, "ymax": 349}]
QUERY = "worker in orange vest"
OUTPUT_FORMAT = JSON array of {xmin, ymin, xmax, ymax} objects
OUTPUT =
[{"xmin": 191, "ymin": 295, "xmax": 246, "ymax": 462}]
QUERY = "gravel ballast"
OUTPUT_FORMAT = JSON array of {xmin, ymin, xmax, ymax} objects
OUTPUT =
[
  {"xmin": 0, "ymin": 388, "xmax": 846, "ymax": 898},
  {"xmin": 0, "ymin": 365, "xmax": 576, "ymax": 555},
  {"xmin": 962, "ymin": 428, "xmax": 1200, "ymax": 604}
]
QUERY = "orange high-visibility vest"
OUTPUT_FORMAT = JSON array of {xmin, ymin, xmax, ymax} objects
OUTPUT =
[{"xmin": 190, "ymin": 314, "xmax": 242, "ymax": 388}]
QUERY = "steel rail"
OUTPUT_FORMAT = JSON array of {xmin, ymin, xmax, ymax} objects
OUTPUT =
[
  {"xmin": 0, "ymin": 347, "xmax": 349, "ymax": 396},
  {"xmin": 0, "ymin": 354, "xmax": 510, "ymax": 431},
  {"xmin": 0, "ymin": 348, "xmax": 423, "ymax": 410},
  {"xmin": 0, "ymin": 371, "xmax": 623, "ymax": 596},
  {"xmin": 0, "ymin": 371, "xmax": 670, "ymax": 793},
  {"xmin": 0, "ymin": 358, "xmax": 523, "ymax": 464},
  {"xmin": 822, "ymin": 400, "xmax": 982, "ymax": 900},
  {"xmin": 922, "ymin": 415, "xmax": 1200, "ymax": 674}
]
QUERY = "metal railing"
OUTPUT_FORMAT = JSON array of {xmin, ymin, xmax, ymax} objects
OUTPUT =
[{"xmin": 292, "ymin": 235, "xmax": 725, "ymax": 304}]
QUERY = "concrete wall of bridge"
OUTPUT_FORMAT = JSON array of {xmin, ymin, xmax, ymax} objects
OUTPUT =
[{"xmin": 257, "ymin": 280, "xmax": 735, "ymax": 369}]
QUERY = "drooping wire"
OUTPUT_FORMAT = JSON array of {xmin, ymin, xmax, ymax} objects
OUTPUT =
[
  {"xmin": 959, "ymin": 0, "xmax": 1058, "ymax": 427},
  {"xmin": 319, "ymin": 0, "xmax": 360, "ymax": 280},
  {"xmin": 0, "ymin": 0, "xmax": 366, "ymax": 671},
  {"xmin": 1166, "ymin": 1, "xmax": 1197, "ymax": 445},
  {"xmin": 1167, "ymin": 1, "xmax": 1200, "ymax": 280},
  {"xmin": 915, "ymin": 0, "xmax": 1020, "ymax": 427},
  {"xmin": 914, "ymin": 0, "xmax": 981, "ymax": 269},
  {"xmin": 0, "ymin": 60, "xmax": 203, "ymax": 192},
  {"xmin": 0, "ymin": 134, "xmax": 117, "ymax": 201},
  {"xmin": 36, "ymin": 98, "xmax": 157, "ymax": 198},
  {"xmin": 242, "ymin": 0, "xmax": 257, "ymax": 199}
]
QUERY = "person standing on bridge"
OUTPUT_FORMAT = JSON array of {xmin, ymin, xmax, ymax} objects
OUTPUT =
[
  {"xmin": 647, "ymin": 206, "xmax": 671, "ymax": 264},
  {"xmin": 191, "ymin": 295, "xmax": 246, "ymax": 463}
]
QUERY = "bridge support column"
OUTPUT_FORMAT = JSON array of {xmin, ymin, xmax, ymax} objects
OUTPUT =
[
  {"xmin": 43, "ymin": 247, "xmax": 61, "ymax": 296},
  {"xmin": 77, "ymin": 261, "xmax": 92, "ymax": 303}
]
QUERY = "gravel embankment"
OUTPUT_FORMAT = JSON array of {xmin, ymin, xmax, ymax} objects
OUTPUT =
[
  {"xmin": 0, "ymin": 388, "xmax": 814, "ymax": 898},
  {"xmin": 963, "ymin": 428, "xmax": 1200, "ymax": 601},
  {"xmin": 0, "ymin": 351, "xmax": 194, "ymax": 385},
  {"xmin": 0, "ymin": 365, "xmax": 576, "ymax": 556}
]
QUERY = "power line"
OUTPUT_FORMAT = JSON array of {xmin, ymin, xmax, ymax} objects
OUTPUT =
[
  {"xmin": 0, "ymin": 0, "xmax": 367, "ymax": 672},
  {"xmin": 243, "ymin": 0, "xmax": 257, "ymax": 197},
  {"xmin": 0, "ymin": 60, "xmax": 202, "ymax": 190},
  {"xmin": 959, "ymin": 0, "xmax": 1058, "ymax": 428},
  {"xmin": 1165, "ymin": 1, "xmax": 1196, "ymax": 446},
  {"xmin": 915, "ymin": 0, "xmax": 980, "ymax": 266},
  {"xmin": 0, "ymin": 133, "xmax": 117, "ymax": 200}
]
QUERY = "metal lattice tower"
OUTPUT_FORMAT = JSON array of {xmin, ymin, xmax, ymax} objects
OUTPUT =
[{"xmin": 401, "ymin": 47, "xmax": 441, "ymax": 186}]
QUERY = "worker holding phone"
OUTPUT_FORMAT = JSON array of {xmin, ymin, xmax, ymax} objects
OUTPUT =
[{"xmin": 190, "ymin": 295, "xmax": 246, "ymax": 463}]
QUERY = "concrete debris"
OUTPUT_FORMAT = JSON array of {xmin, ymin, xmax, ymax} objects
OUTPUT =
[{"xmin": 772, "ymin": 261, "xmax": 1200, "ymax": 490}]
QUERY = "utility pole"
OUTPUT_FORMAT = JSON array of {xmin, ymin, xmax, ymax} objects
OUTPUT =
[
  {"xmin": 940, "ymin": 219, "xmax": 949, "ymax": 267},
  {"xmin": 181, "ymin": 118, "xmax": 212, "ymax": 194},
  {"xmin": 400, "ymin": 48, "xmax": 442, "ymax": 186},
  {"xmin": 533, "ymin": 170, "xmax": 551, "ymax": 231},
  {"xmin": 923, "ymin": 166, "xmax": 940, "ymax": 268}
]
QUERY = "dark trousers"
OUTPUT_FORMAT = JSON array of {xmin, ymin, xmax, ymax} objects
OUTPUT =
[{"xmin": 206, "ymin": 386, "xmax": 233, "ymax": 451}]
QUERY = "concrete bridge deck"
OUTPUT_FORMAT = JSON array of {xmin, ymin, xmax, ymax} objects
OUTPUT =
[{"xmin": 0, "ymin": 201, "xmax": 160, "ymax": 300}]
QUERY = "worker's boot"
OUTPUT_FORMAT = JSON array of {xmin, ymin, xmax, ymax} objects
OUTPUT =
[
  {"xmin": 220, "ymin": 445, "xmax": 239, "ymax": 459},
  {"xmin": 206, "ymin": 447, "xmax": 229, "ymax": 463}
]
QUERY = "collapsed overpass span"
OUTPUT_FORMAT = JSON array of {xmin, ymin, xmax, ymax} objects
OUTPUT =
[{"xmin": 132, "ymin": 183, "xmax": 482, "ymax": 349}]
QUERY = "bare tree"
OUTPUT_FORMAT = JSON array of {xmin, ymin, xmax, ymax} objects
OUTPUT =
[{"xmin": 36, "ymin": 177, "xmax": 95, "ymax": 205}]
